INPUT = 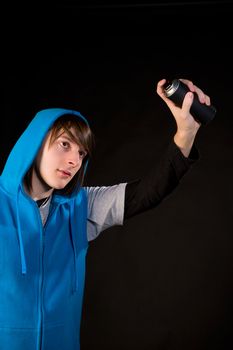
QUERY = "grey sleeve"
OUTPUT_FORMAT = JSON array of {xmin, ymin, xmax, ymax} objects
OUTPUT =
[{"xmin": 84, "ymin": 183, "xmax": 127, "ymax": 241}]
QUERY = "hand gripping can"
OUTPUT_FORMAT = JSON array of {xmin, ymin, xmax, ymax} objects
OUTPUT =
[{"xmin": 164, "ymin": 79, "xmax": 217, "ymax": 125}]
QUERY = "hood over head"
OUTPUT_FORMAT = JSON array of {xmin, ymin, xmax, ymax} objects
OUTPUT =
[{"xmin": 1, "ymin": 108, "xmax": 90, "ymax": 195}]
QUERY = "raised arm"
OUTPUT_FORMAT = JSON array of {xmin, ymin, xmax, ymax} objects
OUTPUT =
[{"xmin": 124, "ymin": 78, "xmax": 212, "ymax": 220}]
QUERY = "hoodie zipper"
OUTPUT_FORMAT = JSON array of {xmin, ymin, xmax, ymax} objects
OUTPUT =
[
  {"xmin": 31, "ymin": 201, "xmax": 45, "ymax": 350},
  {"xmin": 33, "ymin": 201, "xmax": 55, "ymax": 350},
  {"xmin": 40, "ymin": 203, "xmax": 57, "ymax": 350}
]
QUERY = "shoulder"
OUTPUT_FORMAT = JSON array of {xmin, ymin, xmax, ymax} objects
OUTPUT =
[{"xmin": 84, "ymin": 183, "xmax": 127, "ymax": 202}]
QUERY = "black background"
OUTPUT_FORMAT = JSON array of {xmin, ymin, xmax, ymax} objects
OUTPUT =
[{"xmin": 2, "ymin": 1, "xmax": 233, "ymax": 349}]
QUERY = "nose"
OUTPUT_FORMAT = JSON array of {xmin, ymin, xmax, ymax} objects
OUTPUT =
[{"xmin": 68, "ymin": 153, "xmax": 82, "ymax": 168}]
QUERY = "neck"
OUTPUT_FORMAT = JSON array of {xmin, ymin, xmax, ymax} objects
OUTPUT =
[
  {"xmin": 30, "ymin": 188, "xmax": 53, "ymax": 202},
  {"xmin": 25, "ymin": 167, "xmax": 54, "ymax": 201}
]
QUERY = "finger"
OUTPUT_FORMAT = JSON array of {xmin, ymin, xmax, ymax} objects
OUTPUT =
[
  {"xmin": 156, "ymin": 79, "xmax": 179, "ymax": 111},
  {"xmin": 180, "ymin": 79, "xmax": 195, "ymax": 92},
  {"xmin": 193, "ymin": 87, "xmax": 211, "ymax": 105},
  {"xmin": 180, "ymin": 79, "xmax": 211, "ymax": 105},
  {"xmin": 205, "ymin": 95, "xmax": 211, "ymax": 106},
  {"xmin": 156, "ymin": 78, "xmax": 166, "ymax": 98},
  {"xmin": 192, "ymin": 85, "xmax": 206, "ymax": 103}
]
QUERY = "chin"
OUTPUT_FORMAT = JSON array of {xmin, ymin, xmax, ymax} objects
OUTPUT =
[
  {"xmin": 50, "ymin": 181, "xmax": 67, "ymax": 190},
  {"xmin": 55, "ymin": 184, "xmax": 67, "ymax": 190}
]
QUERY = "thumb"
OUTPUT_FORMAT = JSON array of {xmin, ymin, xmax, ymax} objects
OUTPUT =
[{"xmin": 182, "ymin": 91, "xmax": 194, "ymax": 115}]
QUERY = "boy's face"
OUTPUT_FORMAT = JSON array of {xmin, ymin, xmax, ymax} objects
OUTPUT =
[{"xmin": 34, "ymin": 128, "xmax": 87, "ymax": 191}]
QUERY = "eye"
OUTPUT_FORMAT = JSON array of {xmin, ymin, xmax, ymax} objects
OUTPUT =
[
  {"xmin": 60, "ymin": 141, "xmax": 70, "ymax": 149},
  {"xmin": 79, "ymin": 150, "xmax": 87, "ymax": 159}
]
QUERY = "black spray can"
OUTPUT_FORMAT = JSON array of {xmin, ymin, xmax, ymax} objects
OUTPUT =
[{"xmin": 164, "ymin": 79, "xmax": 216, "ymax": 125}]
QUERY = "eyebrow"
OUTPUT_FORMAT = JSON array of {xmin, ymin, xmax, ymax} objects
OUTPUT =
[
  {"xmin": 59, "ymin": 133, "xmax": 86, "ymax": 152},
  {"xmin": 59, "ymin": 134, "xmax": 74, "ymax": 143}
]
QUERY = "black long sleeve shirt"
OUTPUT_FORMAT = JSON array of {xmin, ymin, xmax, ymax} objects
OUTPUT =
[{"xmin": 124, "ymin": 141, "xmax": 199, "ymax": 220}]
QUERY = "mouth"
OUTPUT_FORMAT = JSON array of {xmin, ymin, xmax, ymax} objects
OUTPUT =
[{"xmin": 58, "ymin": 169, "xmax": 72, "ymax": 177}]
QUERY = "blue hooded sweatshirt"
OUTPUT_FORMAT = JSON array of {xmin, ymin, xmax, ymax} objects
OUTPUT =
[{"xmin": 0, "ymin": 108, "xmax": 90, "ymax": 350}]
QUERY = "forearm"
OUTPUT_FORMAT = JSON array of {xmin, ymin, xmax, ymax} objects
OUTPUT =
[{"xmin": 124, "ymin": 140, "xmax": 199, "ymax": 220}]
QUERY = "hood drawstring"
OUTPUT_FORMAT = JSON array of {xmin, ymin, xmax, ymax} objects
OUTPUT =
[
  {"xmin": 16, "ymin": 189, "xmax": 27, "ymax": 274},
  {"xmin": 69, "ymin": 206, "xmax": 79, "ymax": 293}
]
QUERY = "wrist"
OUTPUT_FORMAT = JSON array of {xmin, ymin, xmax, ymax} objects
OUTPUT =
[{"xmin": 174, "ymin": 130, "xmax": 197, "ymax": 158}]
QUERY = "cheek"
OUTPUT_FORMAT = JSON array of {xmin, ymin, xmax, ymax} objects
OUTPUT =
[
  {"xmin": 47, "ymin": 149, "xmax": 62, "ymax": 165},
  {"xmin": 39, "ymin": 152, "xmax": 57, "ymax": 176}
]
